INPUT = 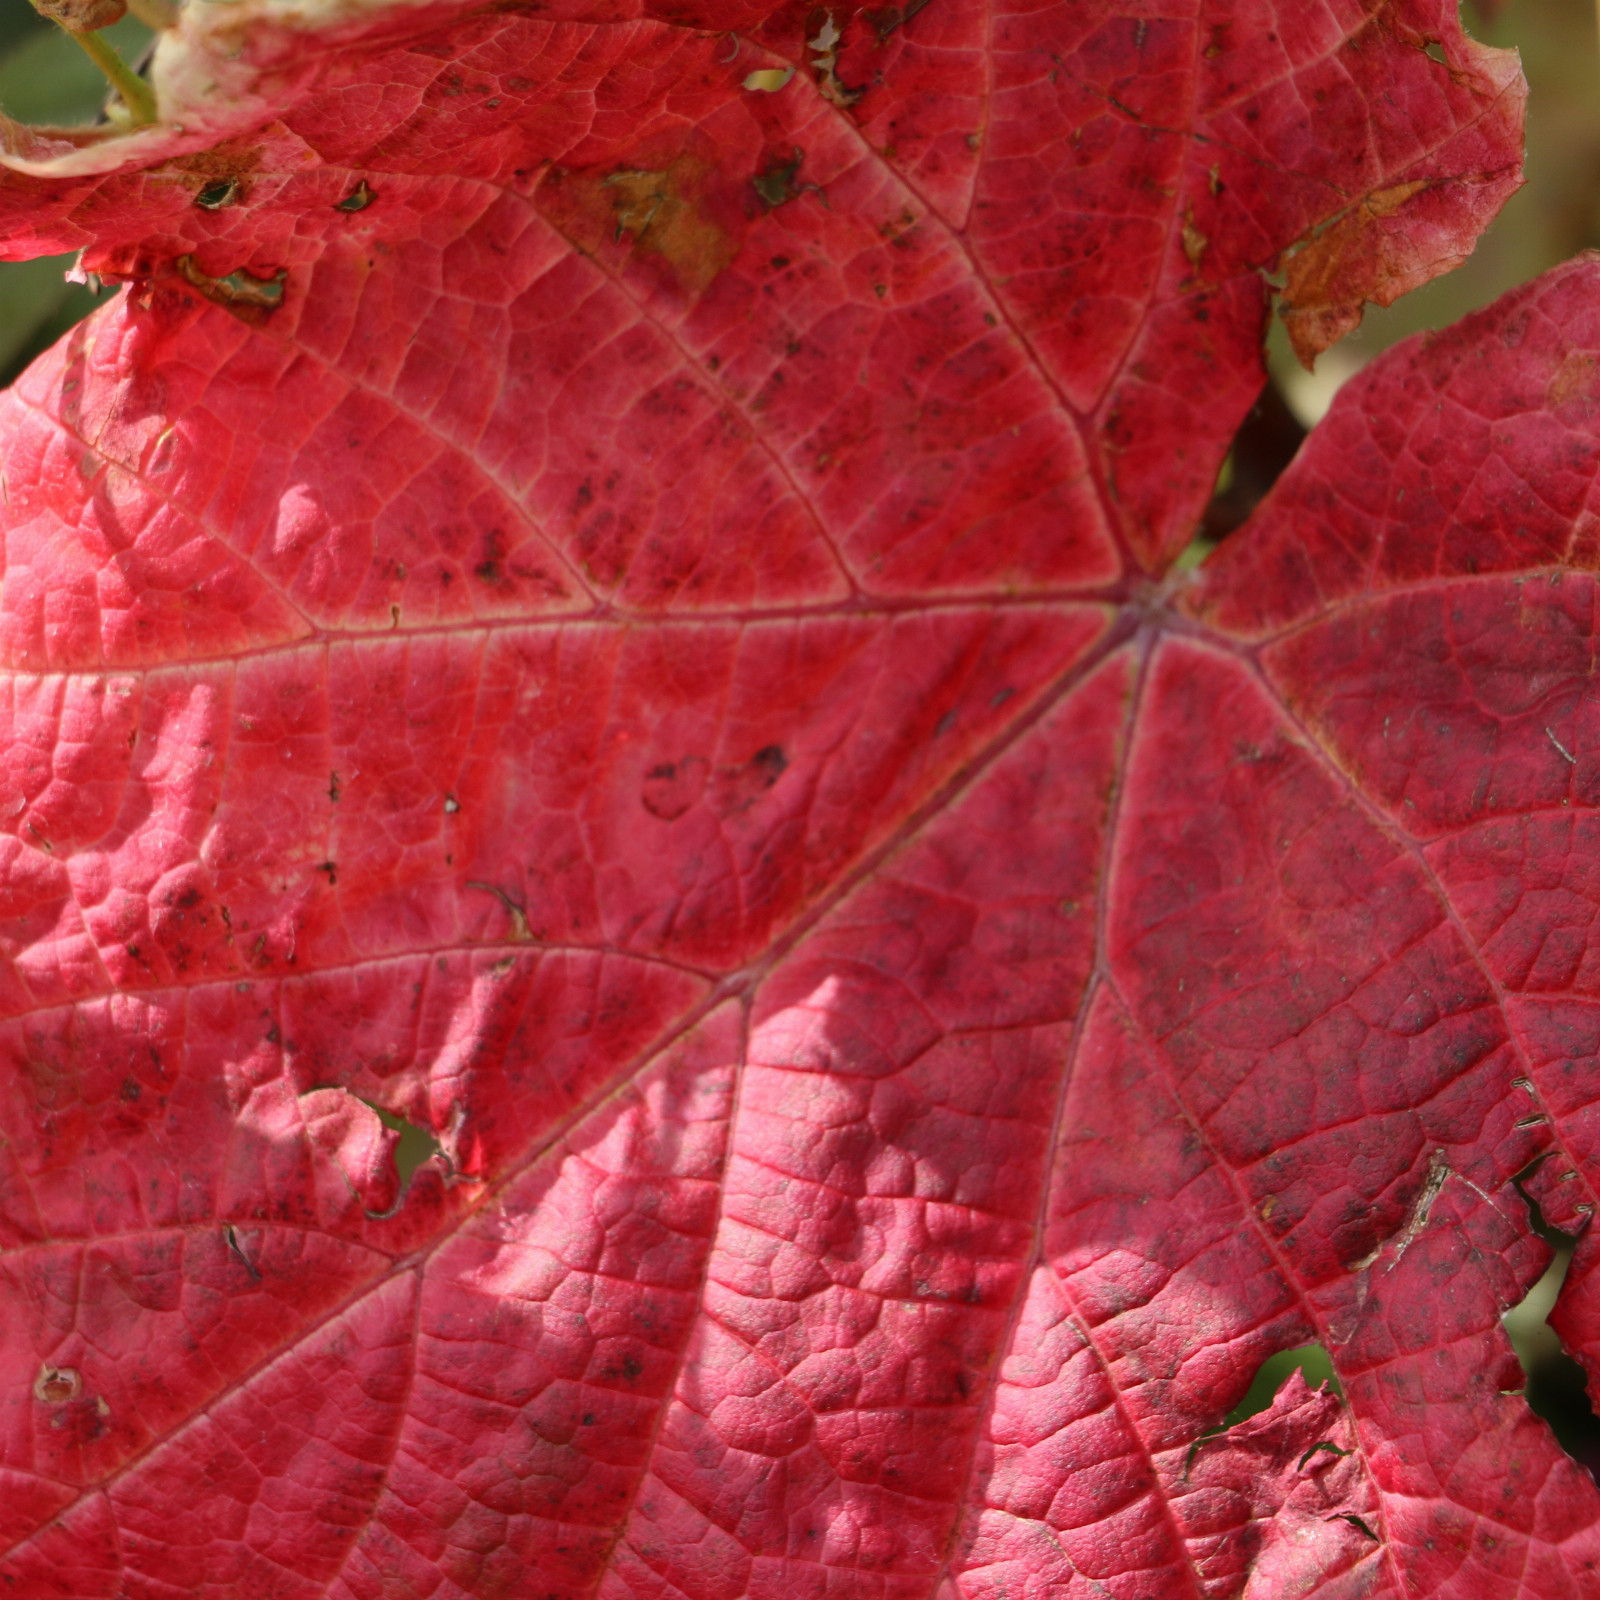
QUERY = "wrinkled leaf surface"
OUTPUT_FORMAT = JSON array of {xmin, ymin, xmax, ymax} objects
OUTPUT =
[{"xmin": 0, "ymin": 1, "xmax": 1594, "ymax": 1596}]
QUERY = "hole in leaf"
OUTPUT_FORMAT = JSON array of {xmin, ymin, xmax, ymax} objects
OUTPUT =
[
  {"xmin": 222, "ymin": 1222, "xmax": 262, "ymax": 1280},
  {"xmin": 1297, "ymin": 1438, "xmax": 1349, "ymax": 1470},
  {"xmin": 31, "ymin": 1364, "xmax": 79, "ymax": 1404},
  {"xmin": 1507, "ymin": 1174, "xmax": 1600, "ymax": 1482},
  {"xmin": 1333, "ymin": 1513, "xmax": 1379, "ymax": 1542},
  {"xmin": 1222, "ymin": 1342, "xmax": 1342, "ymax": 1429},
  {"xmin": 1184, "ymin": 1342, "xmax": 1345, "ymax": 1479},
  {"xmin": 358, "ymin": 1096, "xmax": 446, "ymax": 1191},
  {"xmin": 194, "ymin": 177, "xmax": 238, "ymax": 210},
  {"xmin": 742, "ymin": 66, "xmax": 793, "ymax": 92},
  {"xmin": 335, "ymin": 179, "xmax": 375, "ymax": 213}
]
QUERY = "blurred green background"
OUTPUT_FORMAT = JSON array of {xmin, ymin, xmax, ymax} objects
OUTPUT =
[
  {"xmin": 0, "ymin": 0, "xmax": 1596, "ymax": 1473},
  {"xmin": 0, "ymin": 0, "xmax": 148, "ymax": 379}
]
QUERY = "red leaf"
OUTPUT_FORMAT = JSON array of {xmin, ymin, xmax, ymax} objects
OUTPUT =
[{"xmin": 0, "ymin": 0, "xmax": 1587, "ymax": 1595}]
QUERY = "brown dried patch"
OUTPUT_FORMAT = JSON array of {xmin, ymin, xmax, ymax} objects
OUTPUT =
[
  {"xmin": 162, "ymin": 139, "xmax": 265, "ymax": 205},
  {"xmin": 539, "ymin": 151, "xmax": 741, "ymax": 296},
  {"xmin": 754, "ymin": 148, "xmax": 805, "ymax": 209},
  {"xmin": 1279, "ymin": 180, "xmax": 1433, "ymax": 367},
  {"xmin": 31, "ymin": 0, "xmax": 123, "ymax": 32},
  {"xmin": 1362, "ymin": 178, "xmax": 1431, "ymax": 218},
  {"xmin": 1547, "ymin": 350, "xmax": 1600, "ymax": 410}
]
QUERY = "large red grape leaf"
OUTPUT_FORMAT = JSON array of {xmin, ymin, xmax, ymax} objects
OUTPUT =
[{"xmin": 0, "ymin": 0, "xmax": 1587, "ymax": 1594}]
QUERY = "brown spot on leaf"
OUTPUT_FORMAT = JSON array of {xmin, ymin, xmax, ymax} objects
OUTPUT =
[
  {"xmin": 717, "ymin": 744, "xmax": 788, "ymax": 811},
  {"xmin": 465, "ymin": 880, "xmax": 532, "ymax": 940},
  {"xmin": 31, "ymin": 0, "xmax": 123, "ymax": 32},
  {"xmin": 1278, "ymin": 179, "xmax": 1443, "ymax": 366},
  {"xmin": 163, "ymin": 140, "xmax": 263, "ymax": 201},
  {"xmin": 474, "ymin": 528, "xmax": 510, "ymax": 587},
  {"xmin": 755, "ymin": 148, "xmax": 805, "ymax": 208},
  {"xmin": 539, "ymin": 149, "xmax": 741, "ymax": 296},
  {"xmin": 1547, "ymin": 350, "xmax": 1600, "ymax": 409}
]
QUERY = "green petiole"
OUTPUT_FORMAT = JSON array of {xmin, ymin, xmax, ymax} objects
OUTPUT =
[{"xmin": 70, "ymin": 27, "xmax": 157, "ymax": 126}]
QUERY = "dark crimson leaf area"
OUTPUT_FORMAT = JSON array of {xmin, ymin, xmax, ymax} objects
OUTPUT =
[{"xmin": 0, "ymin": 0, "xmax": 1592, "ymax": 1594}]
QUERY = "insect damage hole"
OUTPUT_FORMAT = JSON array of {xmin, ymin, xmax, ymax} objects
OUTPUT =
[
  {"xmin": 357, "ymin": 1096, "xmax": 447, "ymax": 1215},
  {"xmin": 33, "ymin": 1365, "xmax": 81, "ymax": 1404},
  {"xmin": 1506, "ymin": 1174, "xmax": 1600, "ymax": 1481},
  {"xmin": 194, "ymin": 178, "xmax": 239, "ymax": 210},
  {"xmin": 1183, "ymin": 1341, "xmax": 1346, "ymax": 1481},
  {"xmin": 1221, "ymin": 1342, "xmax": 1342, "ymax": 1428}
]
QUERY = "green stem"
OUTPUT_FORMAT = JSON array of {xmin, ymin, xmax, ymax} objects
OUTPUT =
[{"xmin": 69, "ymin": 28, "xmax": 158, "ymax": 127}]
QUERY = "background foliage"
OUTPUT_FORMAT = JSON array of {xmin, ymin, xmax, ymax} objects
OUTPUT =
[{"xmin": 0, "ymin": 0, "xmax": 148, "ymax": 379}]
